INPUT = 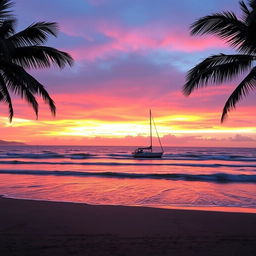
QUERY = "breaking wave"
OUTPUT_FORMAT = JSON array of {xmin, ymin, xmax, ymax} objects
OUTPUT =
[
  {"xmin": 0, "ymin": 169, "xmax": 256, "ymax": 183},
  {"xmin": 0, "ymin": 160, "xmax": 256, "ymax": 168},
  {"xmin": 0, "ymin": 151, "xmax": 256, "ymax": 162}
]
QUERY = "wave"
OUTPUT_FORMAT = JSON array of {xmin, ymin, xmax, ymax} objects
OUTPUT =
[
  {"xmin": 0, "ymin": 160, "xmax": 256, "ymax": 168},
  {"xmin": 163, "ymin": 154, "xmax": 256, "ymax": 162},
  {"xmin": 0, "ymin": 152, "xmax": 96, "ymax": 159},
  {"xmin": 107, "ymin": 153, "xmax": 131, "ymax": 157},
  {"xmin": 4, "ymin": 152, "xmax": 65, "ymax": 159},
  {"xmin": 0, "ymin": 169, "xmax": 256, "ymax": 183},
  {"xmin": 0, "ymin": 151, "xmax": 256, "ymax": 162},
  {"xmin": 68, "ymin": 153, "xmax": 96, "ymax": 159}
]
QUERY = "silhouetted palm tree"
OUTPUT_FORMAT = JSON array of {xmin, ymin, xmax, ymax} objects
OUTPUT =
[
  {"xmin": 183, "ymin": 0, "xmax": 256, "ymax": 122},
  {"xmin": 0, "ymin": 0, "xmax": 73, "ymax": 121}
]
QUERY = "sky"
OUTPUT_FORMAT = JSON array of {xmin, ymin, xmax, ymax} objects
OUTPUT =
[{"xmin": 1, "ymin": 0, "xmax": 256, "ymax": 147}]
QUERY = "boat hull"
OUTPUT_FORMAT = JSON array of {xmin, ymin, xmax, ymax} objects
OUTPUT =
[{"xmin": 132, "ymin": 152, "xmax": 163, "ymax": 158}]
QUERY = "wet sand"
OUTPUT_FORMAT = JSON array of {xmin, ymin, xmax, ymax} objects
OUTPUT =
[{"xmin": 0, "ymin": 196, "xmax": 256, "ymax": 256}]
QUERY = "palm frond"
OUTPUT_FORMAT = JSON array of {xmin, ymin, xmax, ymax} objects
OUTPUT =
[
  {"xmin": 221, "ymin": 66, "xmax": 256, "ymax": 122},
  {"xmin": 20, "ymin": 72, "xmax": 56, "ymax": 116},
  {"xmin": 2, "ymin": 70, "xmax": 39, "ymax": 118},
  {"xmin": 0, "ymin": 62, "xmax": 56, "ymax": 117},
  {"xmin": 0, "ymin": 19, "xmax": 15, "ymax": 38},
  {"xmin": 0, "ymin": 74, "xmax": 14, "ymax": 121},
  {"xmin": 249, "ymin": 0, "xmax": 256, "ymax": 9},
  {"xmin": 22, "ymin": 90, "xmax": 39, "ymax": 118},
  {"xmin": 12, "ymin": 46, "xmax": 74, "ymax": 69},
  {"xmin": 190, "ymin": 12, "xmax": 249, "ymax": 51},
  {"xmin": 183, "ymin": 54, "xmax": 254, "ymax": 95},
  {"xmin": 8, "ymin": 22, "xmax": 58, "ymax": 47},
  {"xmin": 0, "ymin": 0, "xmax": 13, "ymax": 21},
  {"xmin": 7, "ymin": 79, "xmax": 39, "ymax": 118},
  {"xmin": 239, "ymin": 1, "xmax": 250, "ymax": 21},
  {"xmin": 236, "ymin": 1, "xmax": 256, "ymax": 54},
  {"xmin": 245, "ymin": 0, "xmax": 256, "ymax": 24},
  {"xmin": 0, "ymin": 1, "xmax": 73, "ymax": 121}
]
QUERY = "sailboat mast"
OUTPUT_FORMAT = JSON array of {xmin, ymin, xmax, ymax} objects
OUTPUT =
[{"xmin": 150, "ymin": 109, "xmax": 152, "ymax": 152}]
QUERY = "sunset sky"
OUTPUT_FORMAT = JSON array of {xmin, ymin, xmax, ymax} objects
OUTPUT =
[{"xmin": 1, "ymin": 0, "xmax": 256, "ymax": 147}]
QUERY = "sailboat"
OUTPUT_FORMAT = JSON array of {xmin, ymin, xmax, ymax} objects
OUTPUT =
[{"xmin": 132, "ymin": 110, "xmax": 164, "ymax": 158}]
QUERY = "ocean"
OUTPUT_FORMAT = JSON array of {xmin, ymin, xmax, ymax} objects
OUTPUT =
[{"xmin": 0, "ymin": 145, "xmax": 256, "ymax": 213}]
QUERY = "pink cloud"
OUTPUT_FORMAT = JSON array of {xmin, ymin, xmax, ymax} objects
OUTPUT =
[
  {"xmin": 60, "ymin": 20, "xmax": 227, "ymax": 61},
  {"xmin": 160, "ymin": 33, "xmax": 225, "ymax": 52}
]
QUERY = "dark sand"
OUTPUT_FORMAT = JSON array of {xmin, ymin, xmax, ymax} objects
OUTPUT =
[{"xmin": 0, "ymin": 196, "xmax": 256, "ymax": 256}]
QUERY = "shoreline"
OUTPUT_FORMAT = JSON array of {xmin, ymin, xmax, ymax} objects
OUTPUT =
[
  {"xmin": 2, "ymin": 194, "xmax": 256, "ymax": 214},
  {"xmin": 1, "ymin": 196, "xmax": 256, "ymax": 255}
]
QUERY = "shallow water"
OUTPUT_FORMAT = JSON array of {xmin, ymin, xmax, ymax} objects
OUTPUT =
[{"xmin": 0, "ymin": 145, "xmax": 255, "ymax": 212}]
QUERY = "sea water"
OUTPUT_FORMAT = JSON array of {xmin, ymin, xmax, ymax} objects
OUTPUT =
[{"xmin": 0, "ymin": 145, "xmax": 255, "ymax": 212}]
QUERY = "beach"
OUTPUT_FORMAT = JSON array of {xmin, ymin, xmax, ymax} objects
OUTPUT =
[
  {"xmin": 1, "ymin": 146, "xmax": 256, "ymax": 255},
  {"xmin": 1, "ymin": 196, "xmax": 256, "ymax": 256}
]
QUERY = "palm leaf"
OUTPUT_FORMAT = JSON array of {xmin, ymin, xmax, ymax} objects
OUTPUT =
[
  {"xmin": 0, "ymin": 62, "xmax": 56, "ymax": 117},
  {"xmin": 0, "ymin": 0, "xmax": 13, "ymax": 21},
  {"xmin": 239, "ymin": 1, "xmax": 250, "ymax": 22},
  {"xmin": 8, "ymin": 22, "xmax": 58, "ymax": 47},
  {"xmin": 221, "ymin": 66, "xmax": 256, "ymax": 122},
  {"xmin": 0, "ymin": 19, "xmax": 15, "ymax": 38},
  {"xmin": 183, "ymin": 54, "xmax": 254, "ymax": 95},
  {"xmin": 22, "ymin": 90, "xmax": 39, "ymax": 119},
  {"xmin": 249, "ymin": 0, "xmax": 256, "ymax": 9},
  {"xmin": 1, "ymin": 66, "xmax": 39, "ymax": 118},
  {"xmin": 245, "ymin": 0, "xmax": 256, "ymax": 25},
  {"xmin": 190, "ymin": 12, "xmax": 251, "ymax": 52},
  {"xmin": 0, "ymin": 74, "xmax": 14, "ymax": 121},
  {"xmin": 243, "ymin": 3, "xmax": 256, "ymax": 53},
  {"xmin": 12, "ymin": 45, "xmax": 74, "ymax": 69},
  {"xmin": 0, "ymin": 0, "xmax": 73, "ymax": 121},
  {"xmin": 186, "ymin": 0, "xmax": 256, "ymax": 122}
]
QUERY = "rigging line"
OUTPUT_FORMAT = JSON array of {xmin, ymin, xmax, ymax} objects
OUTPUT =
[{"xmin": 152, "ymin": 113, "xmax": 164, "ymax": 152}]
